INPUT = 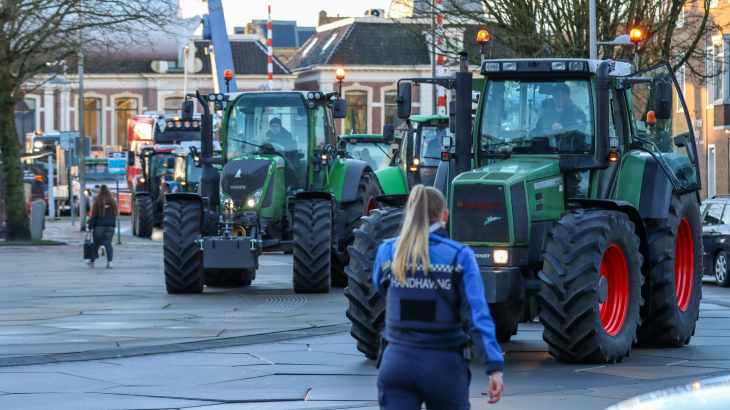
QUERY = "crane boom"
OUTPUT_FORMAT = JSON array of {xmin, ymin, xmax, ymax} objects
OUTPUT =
[{"xmin": 202, "ymin": 0, "xmax": 238, "ymax": 93}]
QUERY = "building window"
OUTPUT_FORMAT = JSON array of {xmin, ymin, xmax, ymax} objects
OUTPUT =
[
  {"xmin": 714, "ymin": 44, "xmax": 723, "ymax": 103},
  {"xmin": 116, "ymin": 98, "xmax": 138, "ymax": 149},
  {"xmin": 164, "ymin": 97, "xmax": 184, "ymax": 114},
  {"xmin": 84, "ymin": 98, "xmax": 102, "ymax": 146},
  {"xmin": 14, "ymin": 98, "xmax": 36, "ymax": 146},
  {"xmin": 345, "ymin": 90, "xmax": 367, "ymax": 134},
  {"xmin": 383, "ymin": 90, "xmax": 405, "ymax": 132}
]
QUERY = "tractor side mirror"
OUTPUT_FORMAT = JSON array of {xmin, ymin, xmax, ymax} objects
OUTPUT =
[
  {"xmin": 332, "ymin": 98, "xmax": 347, "ymax": 119},
  {"xmin": 165, "ymin": 157, "xmax": 175, "ymax": 169},
  {"xmin": 127, "ymin": 151, "xmax": 135, "ymax": 166},
  {"xmin": 397, "ymin": 82, "xmax": 412, "ymax": 119},
  {"xmin": 181, "ymin": 101, "xmax": 195, "ymax": 121},
  {"xmin": 382, "ymin": 124, "xmax": 395, "ymax": 143},
  {"xmin": 653, "ymin": 80, "xmax": 673, "ymax": 120},
  {"xmin": 449, "ymin": 101, "xmax": 456, "ymax": 134}
]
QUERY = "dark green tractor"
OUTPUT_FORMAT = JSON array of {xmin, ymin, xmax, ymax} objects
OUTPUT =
[
  {"xmin": 162, "ymin": 90, "xmax": 390, "ymax": 294},
  {"xmin": 348, "ymin": 58, "xmax": 703, "ymax": 364}
]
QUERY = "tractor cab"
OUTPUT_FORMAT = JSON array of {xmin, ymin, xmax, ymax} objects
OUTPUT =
[{"xmin": 401, "ymin": 115, "xmax": 452, "ymax": 187}]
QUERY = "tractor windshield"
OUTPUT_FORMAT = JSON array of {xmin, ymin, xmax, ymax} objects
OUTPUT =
[
  {"xmin": 341, "ymin": 141, "xmax": 399, "ymax": 171},
  {"xmin": 479, "ymin": 79, "xmax": 594, "ymax": 165},
  {"xmin": 225, "ymin": 93, "xmax": 309, "ymax": 160}
]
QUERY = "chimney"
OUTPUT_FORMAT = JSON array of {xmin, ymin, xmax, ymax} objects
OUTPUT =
[{"xmin": 318, "ymin": 10, "xmax": 328, "ymax": 27}]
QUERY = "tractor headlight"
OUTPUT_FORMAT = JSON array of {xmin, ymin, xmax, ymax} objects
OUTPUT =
[
  {"xmin": 246, "ymin": 190, "xmax": 263, "ymax": 208},
  {"xmin": 34, "ymin": 141, "xmax": 44, "ymax": 148},
  {"xmin": 220, "ymin": 190, "xmax": 233, "ymax": 205},
  {"xmin": 493, "ymin": 250, "xmax": 509, "ymax": 264}
]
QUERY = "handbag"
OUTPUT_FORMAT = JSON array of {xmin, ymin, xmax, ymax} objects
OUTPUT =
[{"xmin": 83, "ymin": 231, "xmax": 94, "ymax": 260}]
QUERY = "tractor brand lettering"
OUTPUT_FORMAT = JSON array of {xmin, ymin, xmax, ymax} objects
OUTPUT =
[
  {"xmin": 458, "ymin": 201, "xmax": 501, "ymax": 210},
  {"xmin": 229, "ymin": 185, "xmax": 247, "ymax": 189},
  {"xmin": 390, "ymin": 276, "xmax": 452, "ymax": 290},
  {"xmin": 484, "ymin": 216, "xmax": 501, "ymax": 225},
  {"xmin": 475, "ymin": 254, "xmax": 491, "ymax": 259},
  {"xmin": 234, "ymin": 169, "xmax": 242, "ymax": 178}
]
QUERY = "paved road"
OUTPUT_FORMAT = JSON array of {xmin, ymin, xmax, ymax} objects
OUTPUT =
[{"xmin": 1, "ymin": 220, "xmax": 729, "ymax": 409}]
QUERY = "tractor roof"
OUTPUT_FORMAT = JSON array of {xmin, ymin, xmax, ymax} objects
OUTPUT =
[
  {"xmin": 480, "ymin": 59, "xmax": 632, "ymax": 77},
  {"xmin": 340, "ymin": 134, "xmax": 403, "ymax": 141},
  {"xmin": 409, "ymin": 115, "xmax": 449, "ymax": 123},
  {"xmin": 139, "ymin": 144, "xmax": 182, "ymax": 153}
]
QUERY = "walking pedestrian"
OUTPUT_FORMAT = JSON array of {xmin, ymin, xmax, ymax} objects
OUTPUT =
[
  {"xmin": 86, "ymin": 185, "xmax": 118, "ymax": 269},
  {"xmin": 373, "ymin": 185, "xmax": 505, "ymax": 409}
]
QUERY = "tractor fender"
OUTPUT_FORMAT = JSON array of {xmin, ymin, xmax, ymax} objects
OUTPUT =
[
  {"xmin": 568, "ymin": 198, "xmax": 651, "ymax": 312},
  {"xmin": 374, "ymin": 166, "xmax": 408, "ymax": 195},
  {"xmin": 638, "ymin": 156, "xmax": 672, "ymax": 219},
  {"xmin": 165, "ymin": 192, "xmax": 202, "ymax": 203},
  {"xmin": 340, "ymin": 160, "xmax": 373, "ymax": 203},
  {"xmin": 375, "ymin": 194, "xmax": 409, "ymax": 208}
]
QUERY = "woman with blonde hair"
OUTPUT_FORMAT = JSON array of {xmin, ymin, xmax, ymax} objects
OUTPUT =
[
  {"xmin": 372, "ymin": 185, "xmax": 505, "ymax": 409},
  {"xmin": 86, "ymin": 185, "xmax": 119, "ymax": 268}
]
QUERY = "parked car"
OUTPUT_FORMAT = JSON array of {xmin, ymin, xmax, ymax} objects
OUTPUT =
[
  {"xmin": 700, "ymin": 195, "xmax": 730, "ymax": 287},
  {"xmin": 603, "ymin": 375, "xmax": 730, "ymax": 410}
]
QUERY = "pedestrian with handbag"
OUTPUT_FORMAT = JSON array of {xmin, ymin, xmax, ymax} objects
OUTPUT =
[
  {"xmin": 373, "ymin": 185, "xmax": 505, "ymax": 409},
  {"xmin": 85, "ymin": 185, "xmax": 118, "ymax": 269}
]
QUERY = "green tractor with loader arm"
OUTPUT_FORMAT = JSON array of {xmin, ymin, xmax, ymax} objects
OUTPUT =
[
  {"xmin": 347, "ymin": 56, "xmax": 704, "ymax": 364},
  {"xmin": 162, "ymin": 87, "xmax": 389, "ymax": 294}
]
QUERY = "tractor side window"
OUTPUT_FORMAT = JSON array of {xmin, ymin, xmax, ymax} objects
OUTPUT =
[
  {"xmin": 628, "ymin": 63, "xmax": 698, "ymax": 190},
  {"xmin": 312, "ymin": 105, "xmax": 328, "ymax": 149},
  {"xmin": 704, "ymin": 204, "xmax": 724, "ymax": 226},
  {"xmin": 174, "ymin": 157, "xmax": 185, "ymax": 183}
]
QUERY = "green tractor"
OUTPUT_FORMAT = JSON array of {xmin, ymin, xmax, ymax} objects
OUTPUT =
[
  {"xmin": 348, "ymin": 58, "xmax": 703, "ymax": 363},
  {"xmin": 162, "ymin": 89, "xmax": 386, "ymax": 294}
]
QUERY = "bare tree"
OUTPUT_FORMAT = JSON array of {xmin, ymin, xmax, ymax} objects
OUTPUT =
[
  {"xmin": 0, "ymin": 0, "xmax": 190, "ymax": 240},
  {"xmin": 391, "ymin": 0, "xmax": 727, "ymax": 76}
]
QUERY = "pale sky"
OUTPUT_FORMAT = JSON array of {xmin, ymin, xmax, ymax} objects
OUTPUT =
[{"xmin": 179, "ymin": 0, "xmax": 394, "ymax": 31}]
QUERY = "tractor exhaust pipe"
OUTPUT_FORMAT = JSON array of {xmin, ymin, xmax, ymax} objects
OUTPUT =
[
  {"xmin": 195, "ymin": 91, "xmax": 220, "ymax": 234},
  {"xmin": 454, "ymin": 52, "xmax": 472, "ymax": 177}
]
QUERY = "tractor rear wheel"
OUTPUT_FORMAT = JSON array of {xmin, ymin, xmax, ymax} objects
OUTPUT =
[
  {"xmin": 344, "ymin": 207, "xmax": 404, "ymax": 359},
  {"xmin": 205, "ymin": 268, "xmax": 254, "ymax": 288},
  {"xmin": 163, "ymin": 199, "xmax": 204, "ymax": 294},
  {"xmin": 490, "ymin": 301, "xmax": 522, "ymax": 342},
  {"xmin": 332, "ymin": 172, "xmax": 381, "ymax": 288},
  {"xmin": 539, "ymin": 209, "xmax": 643, "ymax": 363},
  {"xmin": 134, "ymin": 195, "xmax": 154, "ymax": 238},
  {"xmin": 637, "ymin": 193, "xmax": 703, "ymax": 346},
  {"xmin": 292, "ymin": 198, "xmax": 332, "ymax": 294}
]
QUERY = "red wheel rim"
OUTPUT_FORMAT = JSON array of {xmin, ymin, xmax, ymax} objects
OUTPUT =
[
  {"xmin": 675, "ymin": 218, "xmax": 694, "ymax": 312},
  {"xmin": 600, "ymin": 244, "xmax": 629, "ymax": 336},
  {"xmin": 366, "ymin": 197, "xmax": 378, "ymax": 216}
]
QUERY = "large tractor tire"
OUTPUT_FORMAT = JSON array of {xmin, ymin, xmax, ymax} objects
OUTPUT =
[
  {"xmin": 134, "ymin": 195, "xmax": 154, "ymax": 238},
  {"xmin": 490, "ymin": 301, "xmax": 522, "ymax": 343},
  {"xmin": 344, "ymin": 207, "xmax": 404, "ymax": 359},
  {"xmin": 539, "ymin": 209, "xmax": 644, "ymax": 363},
  {"xmin": 205, "ymin": 268, "xmax": 255, "ymax": 288},
  {"xmin": 332, "ymin": 172, "xmax": 382, "ymax": 288},
  {"xmin": 163, "ymin": 200, "xmax": 204, "ymax": 294},
  {"xmin": 292, "ymin": 198, "xmax": 332, "ymax": 294},
  {"xmin": 637, "ymin": 193, "xmax": 703, "ymax": 346}
]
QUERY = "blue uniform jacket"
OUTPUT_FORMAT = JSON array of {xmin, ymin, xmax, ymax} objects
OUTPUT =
[{"xmin": 373, "ymin": 227, "xmax": 504, "ymax": 374}]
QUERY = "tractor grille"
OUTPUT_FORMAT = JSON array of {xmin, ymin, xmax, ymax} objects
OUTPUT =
[
  {"xmin": 452, "ymin": 184, "xmax": 509, "ymax": 243},
  {"xmin": 220, "ymin": 159, "xmax": 271, "ymax": 209}
]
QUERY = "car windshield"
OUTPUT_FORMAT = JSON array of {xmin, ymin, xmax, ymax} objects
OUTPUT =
[
  {"xmin": 225, "ymin": 93, "xmax": 309, "ymax": 160},
  {"xmin": 85, "ymin": 162, "xmax": 112, "ymax": 180},
  {"xmin": 479, "ymin": 79, "xmax": 594, "ymax": 159},
  {"xmin": 341, "ymin": 140, "xmax": 399, "ymax": 171}
]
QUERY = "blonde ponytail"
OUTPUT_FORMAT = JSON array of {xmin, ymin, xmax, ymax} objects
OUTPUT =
[{"xmin": 393, "ymin": 185, "xmax": 447, "ymax": 283}]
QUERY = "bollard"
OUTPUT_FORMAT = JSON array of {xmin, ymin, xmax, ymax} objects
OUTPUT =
[{"xmin": 31, "ymin": 199, "xmax": 46, "ymax": 240}]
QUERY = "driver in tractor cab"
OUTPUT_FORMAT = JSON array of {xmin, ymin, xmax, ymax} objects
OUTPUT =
[
  {"xmin": 265, "ymin": 118, "xmax": 297, "ymax": 151},
  {"xmin": 536, "ymin": 83, "xmax": 587, "ymax": 144}
]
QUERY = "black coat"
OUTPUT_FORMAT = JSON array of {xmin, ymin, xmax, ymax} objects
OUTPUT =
[{"xmin": 88, "ymin": 206, "xmax": 116, "ymax": 228}]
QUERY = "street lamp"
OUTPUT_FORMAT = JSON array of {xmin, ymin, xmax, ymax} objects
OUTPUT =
[{"xmin": 335, "ymin": 68, "xmax": 345, "ymax": 97}]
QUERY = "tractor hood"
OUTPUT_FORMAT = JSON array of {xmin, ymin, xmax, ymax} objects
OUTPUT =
[
  {"xmin": 450, "ymin": 157, "xmax": 565, "ymax": 245},
  {"xmin": 220, "ymin": 155, "xmax": 283, "ymax": 210}
]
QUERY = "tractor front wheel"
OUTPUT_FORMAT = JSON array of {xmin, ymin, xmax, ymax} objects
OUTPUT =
[
  {"xmin": 163, "ymin": 199, "xmax": 204, "ymax": 294},
  {"xmin": 539, "ymin": 209, "xmax": 643, "ymax": 363},
  {"xmin": 344, "ymin": 207, "xmax": 404, "ymax": 359},
  {"xmin": 638, "ymin": 193, "xmax": 703, "ymax": 346},
  {"xmin": 292, "ymin": 198, "xmax": 332, "ymax": 294},
  {"xmin": 331, "ymin": 172, "xmax": 381, "ymax": 287},
  {"xmin": 134, "ymin": 195, "xmax": 154, "ymax": 238}
]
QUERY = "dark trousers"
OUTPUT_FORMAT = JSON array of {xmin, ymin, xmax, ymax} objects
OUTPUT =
[
  {"xmin": 377, "ymin": 344, "xmax": 471, "ymax": 410},
  {"xmin": 91, "ymin": 226, "xmax": 115, "ymax": 262}
]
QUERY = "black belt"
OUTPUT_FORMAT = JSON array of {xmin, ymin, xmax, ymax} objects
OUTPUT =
[{"xmin": 387, "ymin": 341, "xmax": 463, "ymax": 355}]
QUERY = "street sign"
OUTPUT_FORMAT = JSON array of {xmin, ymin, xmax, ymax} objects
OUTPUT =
[
  {"xmin": 60, "ymin": 131, "xmax": 78, "ymax": 150},
  {"xmin": 108, "ymin": 151, "xmax": 127, "ymax": 175}
]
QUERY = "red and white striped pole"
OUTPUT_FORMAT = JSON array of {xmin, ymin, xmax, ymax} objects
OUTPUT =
[
  {"xmin": 436, "ymin": 0, "xmax": 445, "ymax": 116},
  {"xmin": 267, "ymin": 5, "xmax": 273, "ymax": 91}
]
